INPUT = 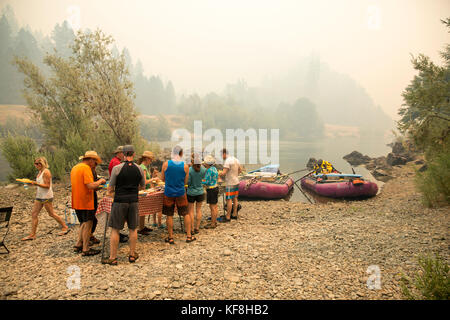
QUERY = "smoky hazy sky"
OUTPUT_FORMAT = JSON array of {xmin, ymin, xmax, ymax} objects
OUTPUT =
[{"xmin": 1, "ymin": 0, "xmax": 449, "ymax": 119}]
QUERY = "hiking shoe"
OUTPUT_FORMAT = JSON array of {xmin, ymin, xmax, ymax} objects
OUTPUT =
[
  {"xmin": 218, "ymin": 217, "xmax": 231, "ymax": 223},
  {"xmin": 119, "ymin": 233, "xmax": 129, "ymax": 243},
  {"xmin": 138, "ymin": 228, "xmax": 151, "ymax": 236}
]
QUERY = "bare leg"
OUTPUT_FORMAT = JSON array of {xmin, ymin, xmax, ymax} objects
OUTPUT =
[
  {"xmin": 76, "ymin": 222, "xmax": 83, "ymax": 247},
  {"xmin": 187, "ymin": 202, "xmax": 194, "ymax": 232},
  {"xmin": 210, "ymin": 204, "xmax": 217, "ymax": 226},
  {"xmin": 226, "ymin": 198, "xmax": 232, "ymax": 220},
  {"xmin": 166, "ymin": 216, "xmax": 174, "ymax": 239},
  {"xmin": 184, "ymin": 214, "xmax": 192, "ymax": 238},
  {"xmin": 43, "ymin": 202, "xmax": 68, "ymax": 232},
  {"xmin": 82, "ymin": 220, "xmax": 93, "ymax": 251},
  {"xmin": 22, "ymin": 201, "xmax": 43, "ymax": 240},
  {"xmin": 138, "ymin": 216, "xmax": 146, "ymax": 231},
  {"xmin": 157, "ymin": 212, "xmax": 162, "ymax": 226},
  {"xmin": 129, "ymin": 228, "xmax": 138, "ymax": 257},
  {"xmin": 109, "ymin": 228, "xmax": 120, "ymax": 260},
  {"xmin": 232, "ymin": 198, "xmax": 238, "ymax": 217},
  {"xmin": 195, "ymin": 201, "xmax": 202, "ymax": 231}
]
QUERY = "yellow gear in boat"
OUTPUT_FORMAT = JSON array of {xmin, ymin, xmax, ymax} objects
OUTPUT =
[{"xmin": 314, "ymin": 160, "xmax": 334, "ymax": 174}]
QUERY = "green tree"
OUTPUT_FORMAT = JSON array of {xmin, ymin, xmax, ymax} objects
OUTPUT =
[
  {"xmin": 398, "ymin": 18, "xmax": 450, "ymax": 207},
  {"xmin": 398, "ymin": 18, "xmax": 450, "ymax": 157},
  {"xmin": 13, "ymin": 28, "xmax": 140, "ymax": 160}
]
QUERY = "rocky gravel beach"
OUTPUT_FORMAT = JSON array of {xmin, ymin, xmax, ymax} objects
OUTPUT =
[{"xmin": 0, "ymin": 162, "xmax": 448, "ymax": 300}]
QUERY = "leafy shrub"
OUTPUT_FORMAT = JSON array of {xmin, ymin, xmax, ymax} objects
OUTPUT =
[
  {"xmin": 400, "ymin": 253, "xmax": 450, "ymax": 300},
  {"xmin": 415, "ymin": 149, "xmax": 450, "ymax": 207},
  {"xmin": 0, "ymin": 134, "xmax": 38, "ymax": 180}
]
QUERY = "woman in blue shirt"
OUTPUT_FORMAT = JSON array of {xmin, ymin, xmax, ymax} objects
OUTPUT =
[{"xmin": 187, "ymin": 153, "xmax": 207, "ymax": 234}]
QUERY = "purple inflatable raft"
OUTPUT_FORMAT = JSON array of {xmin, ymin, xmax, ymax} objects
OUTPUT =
[
  {"xmin": 238, "ymin": 177, "xmax": 294, "ymax": 200},
  {"xmin": 300, "ymin": 173, "xmax": 378, "ymax": 198}
]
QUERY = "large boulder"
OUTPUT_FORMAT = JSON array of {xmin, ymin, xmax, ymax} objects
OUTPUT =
[
  {"xmin": 343, "ymin": 151, "xmax": 372, "ymax": 166},
  {"xmin": 386, "ymin": 152, "xmax": 408, "ymax": 166}
]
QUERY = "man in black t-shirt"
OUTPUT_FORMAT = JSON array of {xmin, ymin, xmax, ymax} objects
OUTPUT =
[{"xmin": 102, "ymin": 145, "xmax": 146, "ymax": 265}]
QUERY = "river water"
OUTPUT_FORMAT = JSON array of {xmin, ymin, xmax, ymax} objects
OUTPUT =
[{"xmin": 159, "ymin": 135, "xmax": 392, "ymax": 203}]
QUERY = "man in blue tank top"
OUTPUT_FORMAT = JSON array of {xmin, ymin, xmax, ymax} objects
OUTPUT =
[{"xmin": 161, "ymin": 146, "xmax": 193, "ymax": 244}]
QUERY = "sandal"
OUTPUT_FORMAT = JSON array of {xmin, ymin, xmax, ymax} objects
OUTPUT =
[
  {"xmin": 58, "ymin": 228, "xmax": 71, "ymax": 236},
  {"xmin": 204, "ymin": 224, "xmax": 217, "ymax": 229},
  {"xmin": 89, "ymin": 236, "xmax": 101, "ymax": 245},
  {"xmin": 82, "ymin": 248, "xmax": 101, "ymax": 256},
  {"xmin": 101, "ymin": 258, "xmax": 118, "ymax": 266},
  {"xmin": 186, "ymin": 236, "xmax": 197, "ymax": 243},
  {"xmin": 165, "ymin": 237, "xmax": 175, "ymax": 245},
  {"xmin": 128, "ymin": 252, "xmax": 139, "ymax": 263},
  {"xmin": 193, "ymin": 229, "xmax": 199, "ymax": 234},
  {"xmin": 73, "ymin": 245, "xmax": 83, "ymax": 253}
]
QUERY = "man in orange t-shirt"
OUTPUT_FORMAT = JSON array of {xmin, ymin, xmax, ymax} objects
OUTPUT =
[{"xmin": 71, "ymin": 151, "xmax": 106, "ymax": 256}]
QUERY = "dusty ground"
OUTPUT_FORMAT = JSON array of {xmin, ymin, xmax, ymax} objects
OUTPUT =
[{"xmin": 0, "ymin": 162, "xmax": 448, "ymax": 300}]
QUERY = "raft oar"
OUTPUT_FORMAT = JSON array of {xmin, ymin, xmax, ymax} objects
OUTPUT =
[
  {"xmin": 294, "ymin": 171, "xmax": 315, "ymax": 184},
  {"xmin": 292, "ymin": 171, "xmax": 315, "ymax": 204},
  {"xmin": 286, "ymin": 168, "xmax": 309, "ymax": 176},
  {"xmin": 293, "ymin": 180, "xmax": 314, "ymax": 204}
]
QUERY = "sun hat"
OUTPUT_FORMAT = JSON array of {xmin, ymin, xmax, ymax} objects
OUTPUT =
[
  {"xmin": 203, "ymin": 155, "xmax": 216, "ymax": 165},
  {"xmin": 79, "ymin": 151, "xmax": 102, "ymax": 164},
  {"xmin": 142, "ymin": 151, "xmax": 154, "ymax": 159},
  {"xmin": 114, "ymin": 146, "xmax": 124, "ymax": 154}
]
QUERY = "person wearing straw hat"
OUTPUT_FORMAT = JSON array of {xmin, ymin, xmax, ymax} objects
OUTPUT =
[
  {"xmin": 71, "ymin": 151, "xmax": 106, "ymax": 256},
  {"xmin": 108, "ymin": 146, "xmax": 124, "ymax": 177},
  {"xmin": 136, "ymin": 150, "xmax": 155, "ymax": 235},
  {"xmin": 201, "ymin": 155, "xmax": 219, "ymax": 229}
]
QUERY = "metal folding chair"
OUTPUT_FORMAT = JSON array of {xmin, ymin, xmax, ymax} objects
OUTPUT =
[{"xmin": 0, "ymin": 207, "xmax": 13, "ymax": 254}]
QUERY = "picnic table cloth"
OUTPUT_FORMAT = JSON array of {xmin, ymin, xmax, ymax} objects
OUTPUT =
[{"xmin": 96, "ymin": 191, "xmax": 164, "ymax": 217}]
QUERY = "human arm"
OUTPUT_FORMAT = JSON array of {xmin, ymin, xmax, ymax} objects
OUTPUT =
[
  {"xmin": 107, "ymin": 165, "xmax": 118, "ymax": 196},
  {"xmin": 160, "ymin": 161, "xmax": 168, "ymax": 182},
  {"xmin": 184, "ymin": 164, "xmax": 189, "ymax": 186}
]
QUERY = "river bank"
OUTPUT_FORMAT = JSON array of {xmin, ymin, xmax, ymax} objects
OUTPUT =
[{"xmin": 0, "ymin": 161, "xmax": 448, "ymax": 300}]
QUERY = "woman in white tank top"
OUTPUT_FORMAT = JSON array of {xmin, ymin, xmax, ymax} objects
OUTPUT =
[{"xmin": 21, "ymin": 157, "xmax": 70, "ymax": 240}]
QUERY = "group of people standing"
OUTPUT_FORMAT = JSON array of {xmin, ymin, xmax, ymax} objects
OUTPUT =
[{"xmin": 20, "ymin": 144, "xmax": 242, "ymax": 266}]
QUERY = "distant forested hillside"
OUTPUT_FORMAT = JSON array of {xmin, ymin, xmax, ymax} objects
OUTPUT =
[{"xmin": 0, "ymin": 5, "xmax": 176, "ymax": 116}]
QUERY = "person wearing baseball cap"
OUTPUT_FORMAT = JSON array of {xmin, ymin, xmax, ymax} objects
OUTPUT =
[
  {"xmin": 71, "ymin": 151, "xmax": 106, "ymax": 256},
  {"xmin": 103, "ymin": 145, "xmax": 146, "ymax": 265},
  {"xmin": 108, "ymin": 146, "xmax": 124, "ymax": 177}
]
